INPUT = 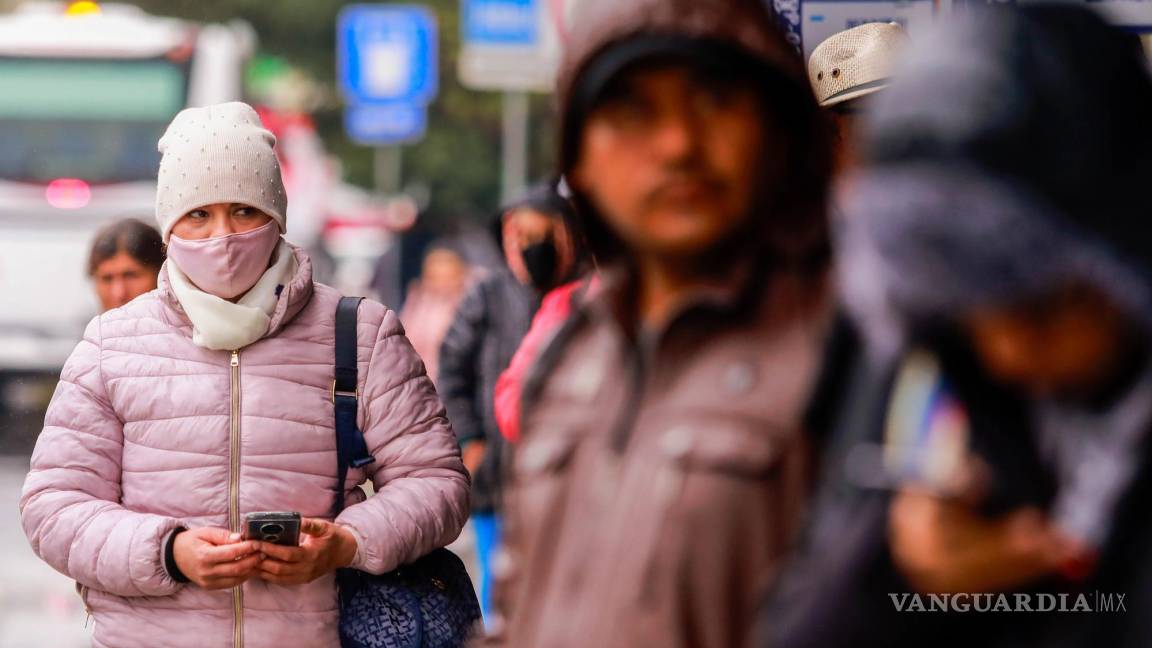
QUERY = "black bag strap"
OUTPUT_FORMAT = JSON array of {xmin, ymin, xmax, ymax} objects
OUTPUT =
[{"xmin": 333, "ymin": 296, "xmax": 375, "ymax": 515}]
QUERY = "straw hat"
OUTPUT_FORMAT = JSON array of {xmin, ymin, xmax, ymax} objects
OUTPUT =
[{"xmin": 808, "ymin": 22, "xmax": 906, "ymax": 108}]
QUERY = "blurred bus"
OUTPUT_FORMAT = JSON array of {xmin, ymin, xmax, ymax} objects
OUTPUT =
[{"xmin": 0, "ymin": 1, "xmax": 252, "ymax": 442}]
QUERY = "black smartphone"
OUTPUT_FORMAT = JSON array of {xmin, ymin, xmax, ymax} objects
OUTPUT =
[{"xmin": 244, "ymin": 511, "xmax": 301, "ymax": 546}]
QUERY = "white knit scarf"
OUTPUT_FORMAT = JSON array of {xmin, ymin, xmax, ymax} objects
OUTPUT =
[{"xmin": 167, "ymin": 241, "xmax": 298, "ymax": 351}]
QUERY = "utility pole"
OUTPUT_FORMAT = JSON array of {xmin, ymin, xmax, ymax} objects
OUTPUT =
[
  {"xmin": 501, "ymin": 91, "xmax": 530, "ymax": 204},
  {"xmin": 374, "ymin": 146, "xmax": 403, "ymax": 196}
]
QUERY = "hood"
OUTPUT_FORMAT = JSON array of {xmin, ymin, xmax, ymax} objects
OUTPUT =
[
  {"xmin": 841, "ymin": 5, "xmax": 1152, "ymax": 354},
  {"xmin": 487, "ymin": 182, "xmax": 578, "ymax": 248},
  {"xmin": 557, "ymin": 0, "xmax": 806, "ymax": 118},
  {"xmin": 557, "ymin": 0, "xmax": 832, "ymax": 268}
]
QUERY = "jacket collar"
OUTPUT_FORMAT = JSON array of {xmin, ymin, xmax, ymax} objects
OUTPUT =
[{"xmin": 583, "ymin": 257, "xmax": 770, "ymax": 344}]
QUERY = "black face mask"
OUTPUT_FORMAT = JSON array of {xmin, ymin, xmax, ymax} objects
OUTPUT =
[{"xmin": 521, "ymin": 239, "xmax": 559, "ymax": 291}]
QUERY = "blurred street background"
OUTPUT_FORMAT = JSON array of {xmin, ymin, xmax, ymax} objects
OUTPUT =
[{"xmin": 0, "ymin": 455, "xmax": 90, "ymax": 647}]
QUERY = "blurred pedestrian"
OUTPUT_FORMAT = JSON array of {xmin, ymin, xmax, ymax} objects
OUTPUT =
[
  {"xmin": 807, "ymin": 22, "xmax": 905, "ymax": 173},
  {"xmin": 437, "ymin": 184, "xmax": 580, "ymax": 623},
  {"xmin": 399, "ymin": 240, "xmax": 472, "ymax": 385},
  {"xmin": 20, "ymin": 102, "xmax": 468, "ymax": 648},
  {"xmin": 88, "ymin": 218, "xmax": 164, "ymax": 312},
  {"xmin": 761, "ymin": 7, "xmax": 1152, "ymax": 648},
  {"xmin": 494, "ymin": 0, "xmax": 834, "ymax": 645}
]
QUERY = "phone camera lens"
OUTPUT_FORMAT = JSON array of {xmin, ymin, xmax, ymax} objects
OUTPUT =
[{"xmin": 261, "ymin": 523, "xmax": 285, "ymax": 536}]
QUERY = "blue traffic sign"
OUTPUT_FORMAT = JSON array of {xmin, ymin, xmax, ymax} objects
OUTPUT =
[
  {"xmin": 344, "ymin": 102, "xmax": 428, "ymax": 146},
  {"xmin": 338, "ymin": 5, "xmax": 439, "ymax": 105},
  {"xmin": 462, "ymin": 0, "xmax": 538, "ymax": 46}
]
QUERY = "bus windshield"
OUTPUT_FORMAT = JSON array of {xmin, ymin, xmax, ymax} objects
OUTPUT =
[{"xmin": 0, "ymin": 56, "xmax": 188, "ymax": 184}]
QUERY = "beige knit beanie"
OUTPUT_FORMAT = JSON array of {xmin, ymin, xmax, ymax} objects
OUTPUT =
[{"xmin": 155, "ymin": 102, "xmax": 287, "ymax": 242}]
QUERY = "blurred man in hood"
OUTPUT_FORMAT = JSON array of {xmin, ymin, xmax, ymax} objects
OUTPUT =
[{"xmin": 494, "ymin": 0, "xmax": 835, "ymax": 646}]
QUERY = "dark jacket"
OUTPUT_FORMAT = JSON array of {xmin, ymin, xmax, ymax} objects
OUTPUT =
[
  {"xmin": 761, "ymin": 7, "xmax": 1152, "ymax": 647},
  {"xmin": 438, "ymin": 269, "xmax": 538, "ymax": 513},
  {"xmin": 762, "ymin": 322, "xmax": 1152, "ymax": 648}
]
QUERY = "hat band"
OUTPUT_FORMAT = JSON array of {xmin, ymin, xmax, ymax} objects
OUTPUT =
[{"xmin": 823, "ymin": 77, "xmax": 890, "ymax": 104}]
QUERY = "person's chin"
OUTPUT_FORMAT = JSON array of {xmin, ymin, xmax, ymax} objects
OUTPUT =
[
  {"xmin": 637, "ymin": 231, "xmax": 729, "ymax": 261},
  {"xmin": 664, "ymin": 212, "xmax": 736, "ymax": 242}
]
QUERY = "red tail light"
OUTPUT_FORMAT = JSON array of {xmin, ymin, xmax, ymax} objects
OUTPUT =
[{"xmin": 45, "ymin": 178, "xmax": 91, "ymax": 209}]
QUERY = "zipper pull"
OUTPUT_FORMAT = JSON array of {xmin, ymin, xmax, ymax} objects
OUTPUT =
[{"xmin": 231, "ymin": 350, "xmax": 239, "ymax": 367}]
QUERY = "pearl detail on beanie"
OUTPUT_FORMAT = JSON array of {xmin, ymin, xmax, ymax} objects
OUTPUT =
[{"xmin": 155, "ymin": 102, "xmax": 288, "ymax": 242}]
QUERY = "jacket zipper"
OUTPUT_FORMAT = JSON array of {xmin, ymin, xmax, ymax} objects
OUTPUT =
[{"xmin": 229, "ymin": 349, "xmax": 243, "ymax": 648}]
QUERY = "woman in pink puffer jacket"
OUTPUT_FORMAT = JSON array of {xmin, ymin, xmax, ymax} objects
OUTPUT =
[{"xmin": 19, "ymin": 102, "xmax": 470, "ymax": 648}]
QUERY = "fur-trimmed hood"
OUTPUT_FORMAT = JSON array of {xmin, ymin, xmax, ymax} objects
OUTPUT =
[{"xmin": 840, "ymin": 5, "xmax": 1152, "ymax": 354}]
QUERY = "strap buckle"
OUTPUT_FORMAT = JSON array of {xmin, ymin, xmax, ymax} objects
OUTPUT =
[{"xmin": 331, "ymin": 380, "xmax": 360, "ymax": 404}]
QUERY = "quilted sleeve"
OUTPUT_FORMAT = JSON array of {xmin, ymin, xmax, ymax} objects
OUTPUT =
[
  {"xmin": 20, "ymin": 316, "xmax": 184, "ymax": 597},
  {"xmin": 336, "ymin": 308, "xmax": 470, "ymax": 574}
]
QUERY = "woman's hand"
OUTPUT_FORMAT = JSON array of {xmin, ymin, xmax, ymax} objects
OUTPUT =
[
  {"xmin": 173, "ymin": 527, "xmax": 263, "ymax": 590},
  {"xmin": 889, "ymin": 489, "xmax": 1080, "ymax": 593},
  {"xmin": 255, "ymin": 518, "xmax": 359, "ymax": 585}
]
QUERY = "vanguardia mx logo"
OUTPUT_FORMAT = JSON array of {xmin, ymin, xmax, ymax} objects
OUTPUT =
[{"xmin": 889, "ymin": 591, "xmax": 1128, "ymax": 613}]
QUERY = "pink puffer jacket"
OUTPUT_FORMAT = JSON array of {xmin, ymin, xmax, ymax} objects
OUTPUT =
[{"xmin": 20, "ymin": 246, "xmax": 470, "ymax": 648}]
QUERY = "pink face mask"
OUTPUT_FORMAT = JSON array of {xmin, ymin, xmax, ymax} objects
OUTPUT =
[{"xmin": 167, "ymin": 220, "xmax": 281, "ymax": 299}]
